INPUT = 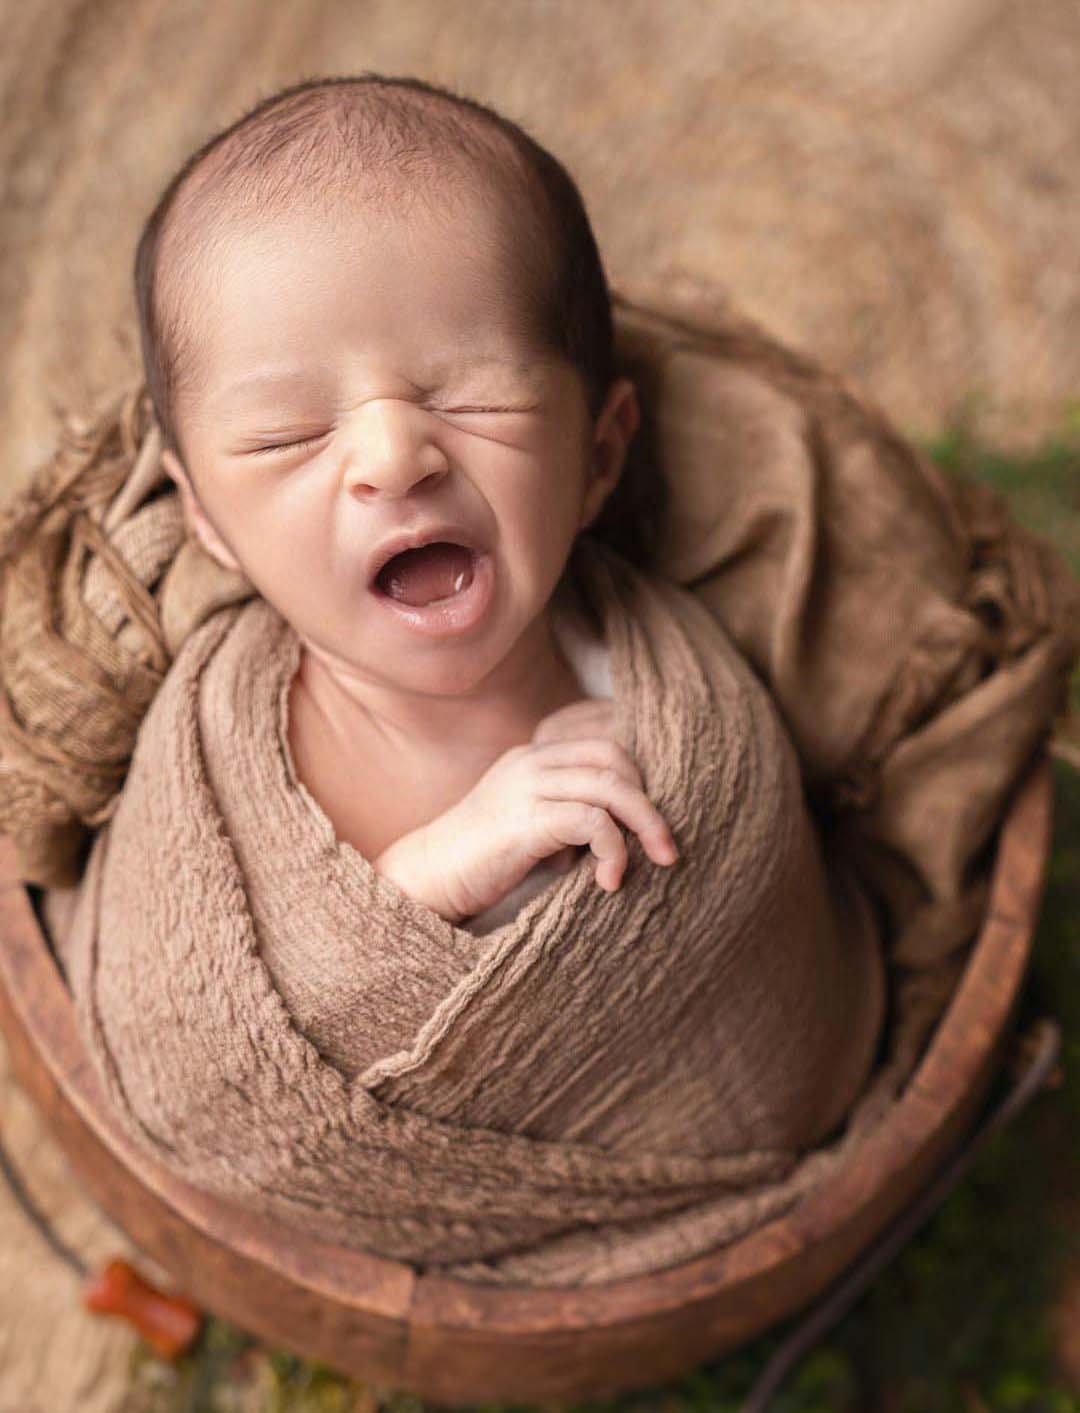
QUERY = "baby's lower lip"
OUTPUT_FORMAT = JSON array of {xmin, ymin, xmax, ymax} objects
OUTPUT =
[{"xmin": 368, "ymin": 550, "xmax": 495, "ymax": 638}]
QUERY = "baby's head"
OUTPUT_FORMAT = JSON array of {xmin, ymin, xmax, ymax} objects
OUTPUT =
[{"xmin": 135, "ymin": 74, "xmax": 642, "ymax": 696}]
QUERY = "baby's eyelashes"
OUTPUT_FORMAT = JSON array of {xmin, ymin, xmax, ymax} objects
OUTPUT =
[
  {"xmin": 434, "ymin": 404, "xmax": 541, "ymax": 414},
  {"xmin": 244, "ymin": 431, "xmax": 330, "ymax": 456}
]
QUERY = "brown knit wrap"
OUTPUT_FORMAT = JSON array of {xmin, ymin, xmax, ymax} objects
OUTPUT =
[{"xmin": 46, "ymin": 533, "xmax": 893, "ymax": 1284}]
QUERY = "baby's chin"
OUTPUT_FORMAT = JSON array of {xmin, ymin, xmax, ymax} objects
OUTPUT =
[
  {"xmin": 291, "ymin": 574, "xmax": 568, "ymax": 698},
  {"xmin": 293, "ymin": 628, "xmax": 524, "ymax": 701}
]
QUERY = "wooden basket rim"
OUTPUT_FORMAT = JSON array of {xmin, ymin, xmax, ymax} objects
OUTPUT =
[{"xmin": 0, "ymin": 751, "xmax": 1053, "ymax": 1338}]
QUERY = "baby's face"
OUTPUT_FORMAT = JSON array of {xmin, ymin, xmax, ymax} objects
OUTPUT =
[{"xmin": 162, "ymin": 196, "xmax": 630, "ymax": 699}]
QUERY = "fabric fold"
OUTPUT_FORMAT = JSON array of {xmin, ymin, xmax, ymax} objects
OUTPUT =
[{"xmin": 611, "ymin": 291, "xmax": 1080, "ymax": 987}]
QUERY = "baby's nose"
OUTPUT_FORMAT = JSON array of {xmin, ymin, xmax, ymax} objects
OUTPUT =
[{"xmin": 340, "ymin": 399, "xmax": 449, "ymax": 497}]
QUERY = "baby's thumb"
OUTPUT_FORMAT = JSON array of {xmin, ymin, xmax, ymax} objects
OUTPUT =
[{"xmin": 531, "ymin": 697, "xmax": 605, "ymax": 745}]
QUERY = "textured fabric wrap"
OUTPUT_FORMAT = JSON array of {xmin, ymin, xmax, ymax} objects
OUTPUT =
[{"xmin": 51, "ymin": 533, "xmax": 894, "ymax": 1285}]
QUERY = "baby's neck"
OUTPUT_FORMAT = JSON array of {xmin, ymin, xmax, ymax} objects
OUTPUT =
[{"xmin": 292, "ymin": 598, "xmax": 583, "ymax": 770}]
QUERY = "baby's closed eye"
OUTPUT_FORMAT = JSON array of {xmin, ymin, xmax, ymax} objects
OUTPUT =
[
  {"xmin": 244, "ymin": 405, "xmax": 541, "ymax": 453},
  {"xmin": 248, "ymin": 432, "xmax": 330, "ymax": 456}
]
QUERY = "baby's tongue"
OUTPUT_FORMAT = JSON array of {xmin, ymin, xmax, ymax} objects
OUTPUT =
[{"xmin": 376, "ymin": 542, "xmax": 475, "ymax": 607}]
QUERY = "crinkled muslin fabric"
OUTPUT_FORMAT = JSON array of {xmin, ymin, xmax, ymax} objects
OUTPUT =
[
  {"xmin": 50, "ymin": 534, "xmax": 890, "ymax": 1285},
  {"xmin": 5, "ymin": 293, "xmax": 1078, "ymax": 1285}
]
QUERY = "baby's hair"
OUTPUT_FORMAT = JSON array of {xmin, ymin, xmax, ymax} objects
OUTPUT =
[{"xmin": 134, "ymin": 72, "xmax": 617, "ymax": 464}]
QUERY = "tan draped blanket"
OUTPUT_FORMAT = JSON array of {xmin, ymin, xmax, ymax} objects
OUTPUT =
[
  {"xmin": 52, "ymin": 533, "xmax": 893, "ymax": 1285},
  {"xmin": 4, "ymin": 293, "xmax": 1078, "ymax": 1285}
]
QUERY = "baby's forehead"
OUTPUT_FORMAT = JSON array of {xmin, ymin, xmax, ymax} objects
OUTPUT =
[
  {"xmin": 165, "ymin": 164, "xmax": 554, "ymax": 406},
  {"xmin": 183, "ymin": 178, "xmax": 530, "ymax": 311}
]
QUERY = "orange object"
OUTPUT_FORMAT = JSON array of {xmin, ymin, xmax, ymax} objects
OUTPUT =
[{"xmin": 82, "ymin": 1257, "xmax": 203, "ymax": 1359}]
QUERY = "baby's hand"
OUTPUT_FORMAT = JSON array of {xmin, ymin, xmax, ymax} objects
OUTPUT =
[
  {"xmin": 418, "ymin": 699, "xmax": 679, "ymax": 923},
  {"xmin": 529, "ymin": 698, "xmax": 628, "ymax": 873}
]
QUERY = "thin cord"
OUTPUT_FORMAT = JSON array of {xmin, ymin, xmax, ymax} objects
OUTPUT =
[
  {"xmin": 739, "ymin": 1017, "xmax": 1063, "ymax": 1413},
  {"xmin": 0, "ymin": 1123, "xmax": 88, "ymax": 1277}
]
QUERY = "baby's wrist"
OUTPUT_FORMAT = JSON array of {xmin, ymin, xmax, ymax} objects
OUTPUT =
[{"xmin": 371, "ymin": 828, "xmax": 467, "ymax": 925}]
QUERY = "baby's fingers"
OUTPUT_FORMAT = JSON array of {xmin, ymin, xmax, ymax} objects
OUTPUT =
[
  {"xmin": 537, "ymin": 801, "xmax": 628, "ymax": 892},
  {"xmin": 528, "ymin": 736, "xmax": 643, "ymax": 792},
  {"xmin": 538, "ymin": 766, "xmax": 678, "ymax": 867}
]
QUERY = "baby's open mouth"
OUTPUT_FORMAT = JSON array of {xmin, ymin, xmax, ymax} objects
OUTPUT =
[{"xmin": 373, "ymin": 542, "xmax": 477, "ymax": 608}]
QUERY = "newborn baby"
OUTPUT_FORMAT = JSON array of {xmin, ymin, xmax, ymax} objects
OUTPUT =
[
  {"xmin": 36, "ymin": 76, "xmax": 887, "ymax": 1245},
  {"xmin": 146, "ymin": 75, "xmax": 680, "ymax": 933}
]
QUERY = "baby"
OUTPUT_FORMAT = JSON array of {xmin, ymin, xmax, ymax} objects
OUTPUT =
[{"xmin": 140, "ymin": 73, "xmax": 680, "ymax": 929}]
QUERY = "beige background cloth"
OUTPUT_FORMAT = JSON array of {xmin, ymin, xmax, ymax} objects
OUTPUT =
[
  {"xmin": 3, "ymin": 0, "xmax": 1080, "ymax": 1403},
  {"xmin": 4, "ymin": 0, "xmax": 1080, "ymax": 507}
]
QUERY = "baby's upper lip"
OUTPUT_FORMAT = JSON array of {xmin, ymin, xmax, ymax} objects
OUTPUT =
[{"xmin": 366, "ymin": 522, "xmax": 484, "ymax": 588}]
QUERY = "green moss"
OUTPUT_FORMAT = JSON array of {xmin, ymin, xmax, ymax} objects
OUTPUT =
[{"xmin": 924, "ymin": 423, "xmax": 1080, "ymax": 580}]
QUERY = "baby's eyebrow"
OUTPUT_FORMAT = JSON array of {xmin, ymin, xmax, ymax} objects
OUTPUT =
[
  {"xmin": 212, "ymin": 358, "xmax": 548, "ymax": 414},
  {"xmin": 212, "ymin": 369, "xmax": 325, "ymax": 411}
]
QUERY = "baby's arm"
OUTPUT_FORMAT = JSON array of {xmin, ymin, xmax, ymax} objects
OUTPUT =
[{"xmin": 372, "ymin": 700, "xmax": 678, "ymax": 924}]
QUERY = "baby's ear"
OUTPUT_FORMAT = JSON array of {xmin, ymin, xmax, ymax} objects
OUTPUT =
[
  {"xmin": 160, "ymin": 448, "xmax": 243, "ymax": 575},
  {"xmin": 581, "ymin": 378, "xmax": 641, "ymax": 531},
  {"xmin": 601, "ymin": 378, "xmax": 641, "ymax": 448}
]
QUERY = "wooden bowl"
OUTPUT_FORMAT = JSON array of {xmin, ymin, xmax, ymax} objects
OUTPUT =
[{"xmin": 0, "ymin": 751, "xmax": 1053, "ymax": 1404}]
